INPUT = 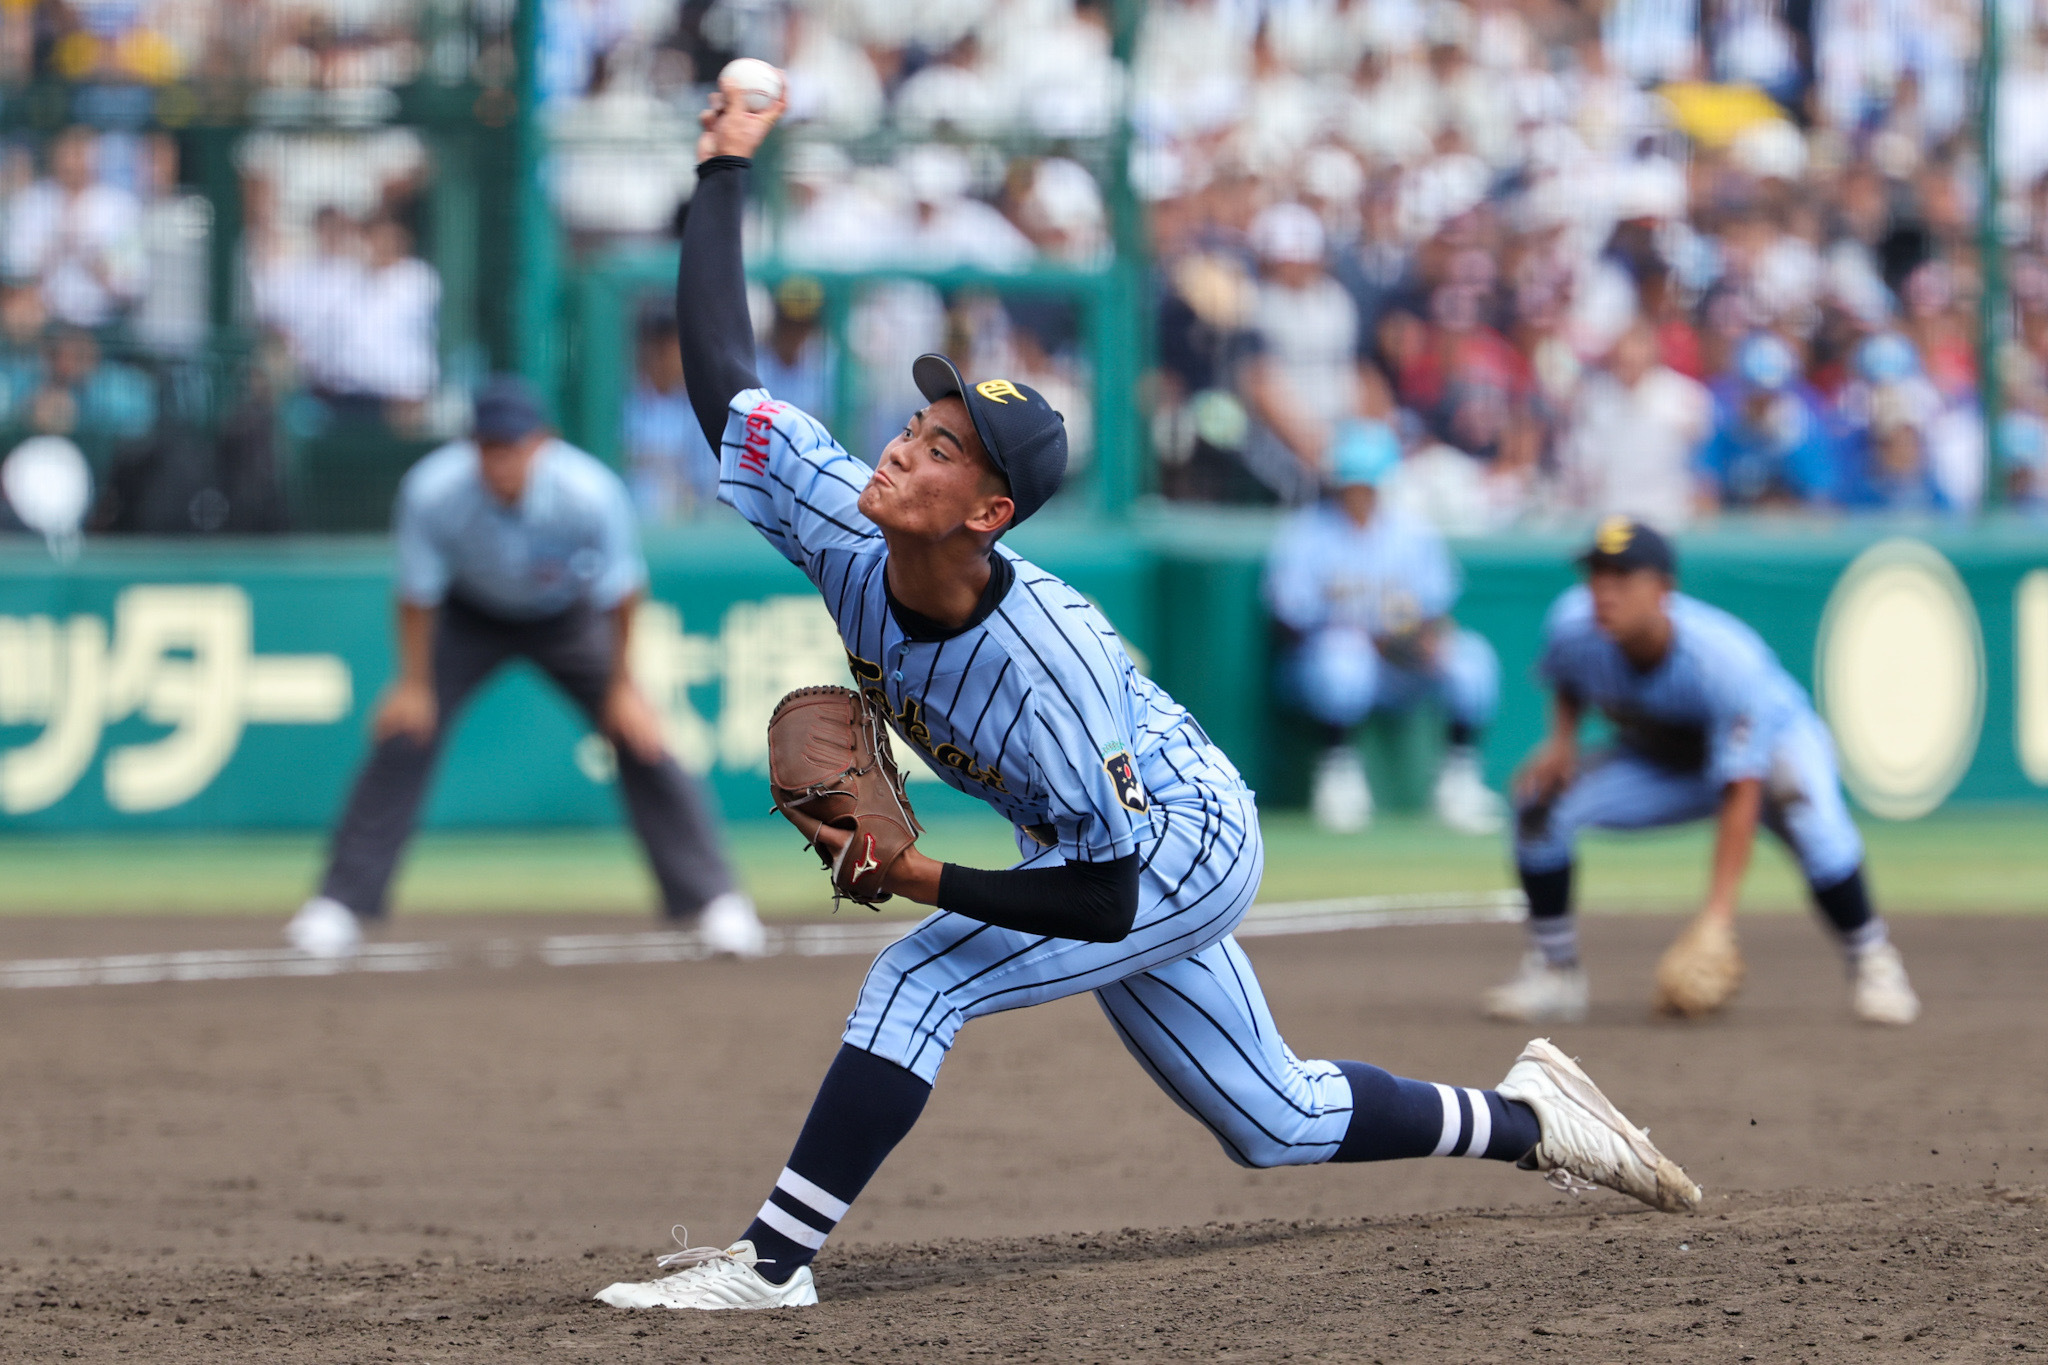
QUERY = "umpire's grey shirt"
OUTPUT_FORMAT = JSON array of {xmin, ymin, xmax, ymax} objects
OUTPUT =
[{"xmin": 395, "ymin": 438, "xmax": 646, "ymax": 619}]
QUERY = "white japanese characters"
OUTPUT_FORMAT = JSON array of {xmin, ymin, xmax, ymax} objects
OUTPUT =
[{"xmin": 0, "ymin": 585, "xmax": 353, "ymax": 814}]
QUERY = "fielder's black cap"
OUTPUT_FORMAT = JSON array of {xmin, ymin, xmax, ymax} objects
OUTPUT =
[
  {"xmin": 1577, "ymin": 516, "xmax": 1676, "ymax": 575},
  {"xmin": 472, "ymin": 374, "xmax": 548, "ymax": 443},
  {"xmin": 911, "ymin": 353, "xmax": 1068, "ymax": 529}
]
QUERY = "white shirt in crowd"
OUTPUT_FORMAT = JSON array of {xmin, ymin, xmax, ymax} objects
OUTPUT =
[
  {"xmin": 335, "ymin": 256, "xmax": 440, "ymax": 401},
  {"xmin": 1251, "ymin": 273, "xmax": 1364, "ymax": 434},
  {"xmin": 254, "ymin": 248, "xmax": 365, "ymax": 392},
  {"xmin": 4, "ymin": 179, "xmax": 145, "ymax": 327},
  {"xmin": 1559, "ymin": 362, "xmax": 1711, "ymax": 532},
  {"xmin": 254, "ymin": 249, "xmax": 439, "ymax": 400}
]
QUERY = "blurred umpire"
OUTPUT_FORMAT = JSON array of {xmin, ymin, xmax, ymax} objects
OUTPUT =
[{"xmin": 286, "ymin": 376, "xmax": 765, "ymax": 958}]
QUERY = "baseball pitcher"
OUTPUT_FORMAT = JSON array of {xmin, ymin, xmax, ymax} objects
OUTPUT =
[{"xmin": 593, "ymin": 75, "xmax": 1704, "ymax": 1313}]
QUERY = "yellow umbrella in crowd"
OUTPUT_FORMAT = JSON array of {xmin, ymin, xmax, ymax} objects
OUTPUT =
[{"xmin": 1657, "ymin": 82, "xmax": 1792, "ymax": 150}]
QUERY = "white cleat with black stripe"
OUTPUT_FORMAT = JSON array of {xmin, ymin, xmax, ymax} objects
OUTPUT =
[
  {"xmin": 594, "ymin": 1237, "xmax": 816, "ymax": 1310},
  {"xmin": 1496, "ymin": 1038, "xmax": 1702, "ymax": 1214}
]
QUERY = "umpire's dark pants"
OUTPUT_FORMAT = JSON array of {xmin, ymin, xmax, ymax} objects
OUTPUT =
[{"xmin": 320, "ymin": 596, "xmax": 735, "ymax": 919}]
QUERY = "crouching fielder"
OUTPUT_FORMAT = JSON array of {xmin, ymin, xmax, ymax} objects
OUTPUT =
[
  {"xmin": 593, "ymin": 73, "xmax": 1702, "ymax": 1314},
  {"xmin": 1486, "ymin": 518, "xmax": 1920, "ymax": 1027}
]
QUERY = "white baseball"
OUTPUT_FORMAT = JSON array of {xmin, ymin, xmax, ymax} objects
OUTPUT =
[{"xmin": 719, "ymin": 58, "xmax": 783, "ymax": 113}]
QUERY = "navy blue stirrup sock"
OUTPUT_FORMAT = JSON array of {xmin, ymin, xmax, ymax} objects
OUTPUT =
[
  {"xmin": 1810, "ymin": 865, "xmax": 1887, "ymax": 954},
  {"xmin": 1520, "ymin": 865, "xmax": 1572, "ymax": 921},
  {"xmin": 740, "ymin": 1045, "xmax": 931, "ymax": 1284},
  {"xmin": 1518, "ymin": 865, "xmax": 1580, "ymax": 966},
  {"xmin": 1331, "ymin": 1062, "xmax": 1541, "ymax": 1162}
]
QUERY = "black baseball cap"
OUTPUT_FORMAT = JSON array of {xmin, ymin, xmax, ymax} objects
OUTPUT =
[
  {"xmin": 911, "ymin": 353, "xmax": 1068, "ymax": 528},
  {"xmin": 472, "ymin": 375, "xmax": 548, "ymax": 443},
  {"xmin": 1577, "ymin": 517, "xmax": 1676, "ymax": 575}
]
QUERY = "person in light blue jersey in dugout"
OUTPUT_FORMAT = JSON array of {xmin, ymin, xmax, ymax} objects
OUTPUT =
[{"xmin": 1264, "ymin": 418, "xmax": 1505, "ymax": 834}]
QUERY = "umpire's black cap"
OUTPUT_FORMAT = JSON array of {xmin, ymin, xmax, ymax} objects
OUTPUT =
[
  {"xmin": 1577, "ymin": 516, "xmax": 1677, "ymax": 576},
  {"xmin": 911, "ymin": 353, "xmax": 1068, "ymax": 528}
]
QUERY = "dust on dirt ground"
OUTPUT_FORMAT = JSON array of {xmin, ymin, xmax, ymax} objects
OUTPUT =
[
  {"xmin": 1, "ymin": 913, "xmax": 2044, "ymax": 1361},
  {"xmin": 5, "ymin": 1185, "xmax": 2045, "ymax": 1362}
]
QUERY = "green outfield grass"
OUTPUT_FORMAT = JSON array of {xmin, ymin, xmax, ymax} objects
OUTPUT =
[{"xmin": 1, "ymin": 806, "xmax": 2042, "ymax": 919}]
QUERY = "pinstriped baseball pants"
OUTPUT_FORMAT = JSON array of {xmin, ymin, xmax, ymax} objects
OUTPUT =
[{"xmin": 842, "ymin": 785, "xmax": 1359, "ymax": 1169}]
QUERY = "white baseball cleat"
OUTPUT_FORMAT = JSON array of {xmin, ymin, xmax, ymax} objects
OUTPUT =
[
  {"xmin": 1434, "ymin": 746, "xmax": 1505, "ymax": 835},
  {"xmin": 1484, "ymin": 953, "xmax": 1589, "ymax": 1024},
  {"xmin": 595, "ymin": 1238, "xmax": 816, "ymax": 1311},
  {"xmin": 1311, "ymin": 745, "xmax": 1372, "ymax": 833},
  {"xmin": 285, "ymin": 896, "xmax": 362, "ymax": 959},
  {"xmin": 1851, "ymin": 943, "xmax": 1920, "ymax": 1025},
  {"xmin": 1496, "ymin": 1037, "xmax": 1701, "ymax": 1213},
  {"xmin": 697, "ymin": 892, "xmax": 769, "ymax": 958}
]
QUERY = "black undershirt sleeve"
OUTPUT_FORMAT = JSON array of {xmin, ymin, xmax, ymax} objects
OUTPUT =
[
  {"xmin": 936, "ymin": 854, "xmax": 1141, "ymax": 943},
  {"xmin": 675, "ymin": 155, "xmax": 762, "ymax": 451}
]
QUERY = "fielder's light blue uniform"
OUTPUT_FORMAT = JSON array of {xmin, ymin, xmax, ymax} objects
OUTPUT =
[
  {"xmin": 1517, "ymin": 586, "xmax": 1863, "ymax": 887},
  {"xmin": 720, "ymin": 388, "xmax": 1371, "ymax": 1167},
  {"xmin": 1264, "ymin": 501, "xmax": 1498, "ymax": 732}
]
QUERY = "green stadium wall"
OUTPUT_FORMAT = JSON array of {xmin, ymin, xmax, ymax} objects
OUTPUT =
[{"xmin": 3, "ymin": 517, "xmax": 2045, "ymax": 831}]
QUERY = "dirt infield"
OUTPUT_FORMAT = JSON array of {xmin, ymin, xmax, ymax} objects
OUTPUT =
[{"xmin": 2, "ymin": 912, "xmax": 2044, "ymax": 1361}]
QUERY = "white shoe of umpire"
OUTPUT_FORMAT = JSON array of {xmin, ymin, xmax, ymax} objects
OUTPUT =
[
  {"xmin": 1484, "ymin": 953, "xmax": 1589, "ymax": 1024},
  {"xmin": 697, "ymin": 892, "xmax": 768, "ymax": 958},
  {"xmin": 1852, "ymin": 943, "xmax": 1921, "ymax": 1025},
  {"xmin": 1434, "ymin": 746, "xmax": 1506, "ymax": 835},
  {"xmin": 285, "ymin": 896, "xmax": 362, "ymax": 959},
  {"xmin": 1311, "ymin": 745, "xmax": 1372, "ymax": 833},
  {"xmin": 595, "ymin": 1238, "xmax": 816, "ymax": 1311},
  {"xmin": 1497, "ymin": 1037, "xmax": 1701, "ymax": 1213}
]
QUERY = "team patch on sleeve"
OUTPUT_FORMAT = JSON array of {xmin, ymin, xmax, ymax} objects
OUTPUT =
[{"xmin": 1101, "ymin": 742, "xmax": 1147, "ymax": 813}]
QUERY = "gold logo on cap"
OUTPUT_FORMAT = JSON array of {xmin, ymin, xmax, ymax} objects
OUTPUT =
[
  {"xmin": 976, "ymin": 379, "xmax": 1025, "ymax": 405},
  {"xmin": 1595, "ymin": 517, "xmax": 1634, "ymax": 555}
]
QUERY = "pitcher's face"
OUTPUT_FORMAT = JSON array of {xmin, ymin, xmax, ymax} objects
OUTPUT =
[{"xmin": 859, "ymin": 396, "xmax": 1013, "ymax": 540}]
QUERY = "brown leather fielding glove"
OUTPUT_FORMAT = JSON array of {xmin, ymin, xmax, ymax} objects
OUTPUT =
[
  {"xmin": 1651, "ymin": 914, "xmax": 1745, "ymax": 1018},
  {"xmin": 767, "ymin": 685, "xmax": 923, "ymax": 907}
]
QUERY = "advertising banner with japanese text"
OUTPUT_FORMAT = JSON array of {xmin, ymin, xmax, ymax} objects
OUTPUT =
[
  {"xmin": 0, "ymin": 525, "xmax": 1153, "ymax": 831},
  {"xmin": 2, "ymin": 523, "xmax": 2044, "ymax": 831}
]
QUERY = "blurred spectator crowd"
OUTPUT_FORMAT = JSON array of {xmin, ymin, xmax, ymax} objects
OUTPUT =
[
  {"xmin": 1, "ymin": 0, "xmax": 460, "ymax": 94},
  {"xmin": 0, "ymin": 129, "xmax": 189, "ymax": 498},
  {"xmin": 10, "ymin": 0, "xmax": 2048, "ymax": 534},
  {"xmin": 1141, "ymin": 0, "xmax": 2048, "ymax": 522},
  {"xmin": 245, "ymin": 134, "xmax": 443, "ymax": 429},
  {"xmin": 541, "ymin": 0, "xmax": 1120, "ymax": 264},
  {"xmin": 549, "ymin": 0, "xmax": 2048, "ymax": 523},
  {"xmin": 544, "ymin": 0, "xmax": 1124, "ymax": 520},
  {"xmin": 0, "ymin": 117, "xmax": 443, "ymax": 532}
]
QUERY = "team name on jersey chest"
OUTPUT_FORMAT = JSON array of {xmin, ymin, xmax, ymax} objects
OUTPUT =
[{"xmin": 847, "ymin": 650, "xmax": 1009, "ymax": 792}]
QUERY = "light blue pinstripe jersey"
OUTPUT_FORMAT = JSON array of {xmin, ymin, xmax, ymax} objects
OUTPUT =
[
  {"xmin": 717, "ymin": 388, "xmax": 1246, "ymax": 864},
  {"xmin": 1538, "ymin": 586, "xmax": 1812, "ymax": 788}
]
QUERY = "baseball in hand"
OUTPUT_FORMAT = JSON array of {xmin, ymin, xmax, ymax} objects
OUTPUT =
[{"xmin": 719, "ymin": 58, "xmax": 784, "ymax": 112}]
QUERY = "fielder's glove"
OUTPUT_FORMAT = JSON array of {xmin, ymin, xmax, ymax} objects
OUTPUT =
[
  {"xmin": 767, "ymin": 686, "xmax": 923, "ymax": 907},
  {"xmin": 1651, "ymin": 913, "xmax": 1744, "ymax": 1018}
]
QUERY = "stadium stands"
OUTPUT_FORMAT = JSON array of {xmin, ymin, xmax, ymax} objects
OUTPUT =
[{"xmin": 0, "ymin": 0, "xmax": 2043, "ymax": 540}]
